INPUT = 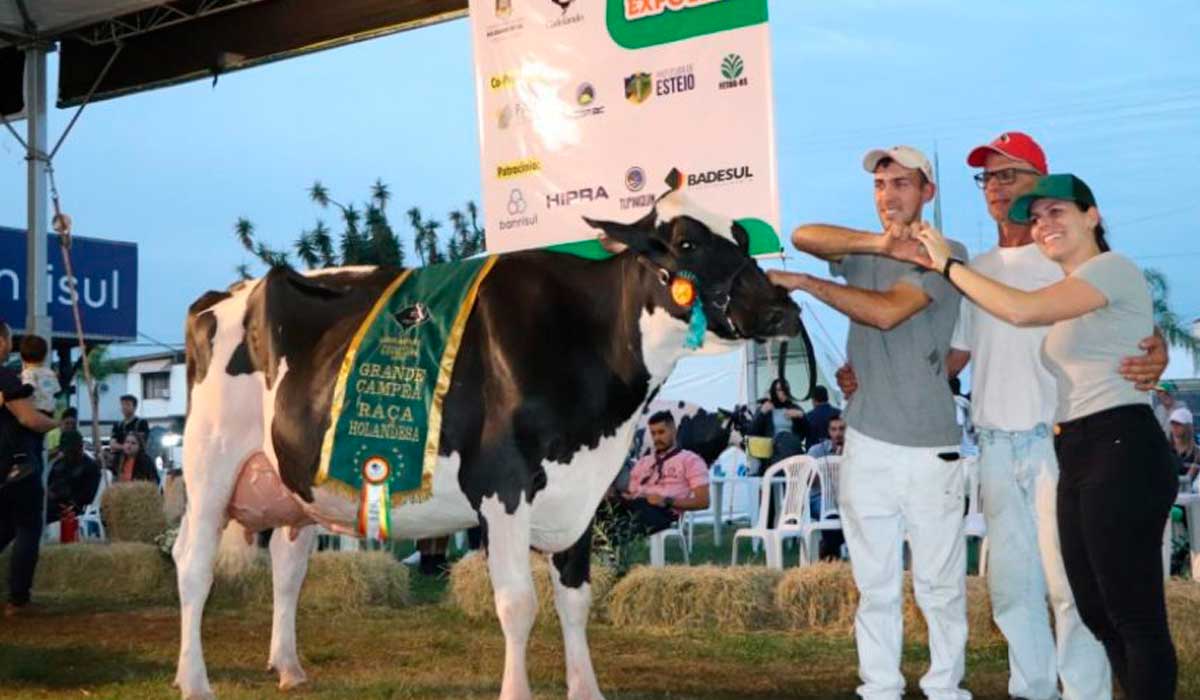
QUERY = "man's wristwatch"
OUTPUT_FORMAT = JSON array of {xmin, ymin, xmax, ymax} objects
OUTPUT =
[
  {"xmin": 942, "ymin": 257, "xmax": 965, "ymax": 280},
  {"xmin": 664, "ymin": 497, "xmax": 675, "ymax": 509}
]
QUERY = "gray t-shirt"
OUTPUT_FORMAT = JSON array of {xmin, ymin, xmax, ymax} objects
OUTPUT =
[
  {"xmin": 1041, "ymin": 252, "xmax": 1152, "ymax": 422},
  {"xmin": 831, "ymin": 242, "xmax": 967, "ymax": 448}
]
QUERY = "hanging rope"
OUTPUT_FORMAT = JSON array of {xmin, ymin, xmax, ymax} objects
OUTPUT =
[{"xmin": 47, "ymin": 164, "xmax": 96, "ymax": 400}]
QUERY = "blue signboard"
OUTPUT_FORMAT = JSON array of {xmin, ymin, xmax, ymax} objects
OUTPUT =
[{"xmin": 0, "ymin": 226, "xmax": 138, "ymax": 341}]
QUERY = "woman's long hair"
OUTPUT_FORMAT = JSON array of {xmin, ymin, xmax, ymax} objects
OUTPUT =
[{"xmin": 767, "ymin": 378, "xmax": 797, "ymax": 407}]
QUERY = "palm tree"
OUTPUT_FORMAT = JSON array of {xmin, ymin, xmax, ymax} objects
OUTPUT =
[
  {"xmin": 311, "ymin": 220, "xmax": 335, "ymax": 267},
  {"xmin": 1145, "ymin": 267, "xmax": 1200, "ymax": 369},
  {"xmin": 234, "ymin": 218, "xmax": 255, "ymax": 252},
  {"xmin": 294, "ymin": 231, "xmax": 320, "ymax": 269},
  {"xmin": 235, "ymin": 263, "xmax": 253, "ymax": 280},
  {"xmin": 371, "ymin": 178, "xmax": 391, "ymax": 212}
]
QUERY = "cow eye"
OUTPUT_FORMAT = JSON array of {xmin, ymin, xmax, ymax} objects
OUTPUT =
[{"xmin": 680, "ymin": 240, "xmax": 696, "ymax": 252}]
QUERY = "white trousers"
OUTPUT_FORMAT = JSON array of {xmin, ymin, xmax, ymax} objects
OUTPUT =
[
  {"xmin": 840, "ymin": 427, "xmax": 970, "ymax": 700},
  {"xmin": 976, "ymin": 426, "xmax": 1111, "ymax": 700}
]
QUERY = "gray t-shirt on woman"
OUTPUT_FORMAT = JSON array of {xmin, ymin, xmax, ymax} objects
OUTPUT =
[{"xmin": 1041, "ymin": 252, "xmax": 1152, "ymax": 422}]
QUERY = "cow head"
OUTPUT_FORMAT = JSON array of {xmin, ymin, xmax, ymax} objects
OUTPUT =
[{"xmin": 584, "ymin": 191, "xmax": 801, "ymax": 343}]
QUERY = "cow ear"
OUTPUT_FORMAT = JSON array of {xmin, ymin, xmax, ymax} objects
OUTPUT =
[
  {"xmin": 731, "ymin": 221, "xmax": 750, "ymax": 253},
  {"xmin": 584, "ymin": 214, "xmax": 667, "ymax": 261}
]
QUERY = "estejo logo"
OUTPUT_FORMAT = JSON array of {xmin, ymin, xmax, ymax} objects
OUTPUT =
[
  {"xmin": 624, "ymin": 72, "xmax": 652, "ymax": 104},
  {"xmin": 496, "ymin": 159, "xmax": 542, "ymax": 179},
  {"xmin": 624, "ymin": 0, "xmax": 726, "ymax": 21},
  {"xmin": 546, "ymin": 186, "xmax": 610, "ymax": 209},
  {"xmin": 654, "ymin": 63, "xmax": 695, "ymax": 96}
]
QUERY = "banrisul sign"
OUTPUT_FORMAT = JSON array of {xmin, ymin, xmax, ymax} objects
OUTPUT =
[
  {"xmin": 469, "ymin": 0, "xmax": 779, "ymax": 254},
  {"xmin": 0, "ymin": 226, "xmax": 138, "ymax": 341}
]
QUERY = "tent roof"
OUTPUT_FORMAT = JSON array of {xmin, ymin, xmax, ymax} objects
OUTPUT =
[{"xmin": 1, "ymin": 0, "xmax": 466, "ymax": 111}]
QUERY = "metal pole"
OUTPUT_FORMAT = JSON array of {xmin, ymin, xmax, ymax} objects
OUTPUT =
[{"xmin": 24, "ymin": 44, "xmax": 51, "ymax": 341}]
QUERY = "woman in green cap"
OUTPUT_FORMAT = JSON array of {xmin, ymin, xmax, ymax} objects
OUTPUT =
[{"xmin": 914, "ymin": 173, "xmax": 1176, "ymax": 700}]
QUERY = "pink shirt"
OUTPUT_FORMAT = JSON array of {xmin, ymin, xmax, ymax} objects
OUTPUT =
[{"xmin": 625, "ymin": 448, "xmax": 709, "ymax": 503}]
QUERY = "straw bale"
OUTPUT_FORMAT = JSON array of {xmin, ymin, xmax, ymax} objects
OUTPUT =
[
  {"xmin": 607, "ymin": 565, "xmax": 781, "ymax": 632},
  {"xmin": 101, "ymin": 481, "xmax": 167, "ymax": 544},
  {"xmin": 0, "ymin": 542, "xmax": 173, "ymax": 603},
  {"xmin": 449, "ymin": 551, "xmax": 616, "ymax": 623},
  {"xmin": 1167, "ymin": 580, "xmax": 1200, "ymax": 661},
  {"xmin": 775, "ymin": 561, "xmax": 858, "ymax": 634}
]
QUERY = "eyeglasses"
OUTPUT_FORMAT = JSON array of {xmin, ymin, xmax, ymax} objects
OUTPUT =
[{"xmin": 973, "ymin": 167, "xmax": 1042, "ymax": 189}]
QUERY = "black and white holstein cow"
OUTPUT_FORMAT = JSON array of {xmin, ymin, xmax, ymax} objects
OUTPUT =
[{"xmin": 174, "ymin": 191, "xmax": 804, "ymax": 700}]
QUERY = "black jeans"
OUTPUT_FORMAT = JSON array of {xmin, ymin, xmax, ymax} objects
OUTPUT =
[
  {"xmin": 1055, "ymin": 404, "xmax": 1177, "ymax": 700},
  {"xmin": 0, "ymin": 474, "xmax": 45, "ymax": 606}
]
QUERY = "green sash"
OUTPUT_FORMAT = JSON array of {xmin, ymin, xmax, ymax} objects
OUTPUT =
[{"xmin": 316, "ymin": 257, "xmax": 497, "ymax": 538}]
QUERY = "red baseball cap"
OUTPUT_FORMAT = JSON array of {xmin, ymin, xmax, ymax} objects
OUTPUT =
[{"xmin": 966, "ymin": 131, "xmax": 1048, "ymax": 174}]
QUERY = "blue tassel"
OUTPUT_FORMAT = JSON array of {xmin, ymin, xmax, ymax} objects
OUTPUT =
[{"xmin": 685, "ymin": 301, "xmax": 707, "ymax": 349}]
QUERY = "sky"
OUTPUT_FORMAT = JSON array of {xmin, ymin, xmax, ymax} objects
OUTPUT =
[{"xmin": 1, "ymin": 0, "xmax": 1198, "ymax": 384}]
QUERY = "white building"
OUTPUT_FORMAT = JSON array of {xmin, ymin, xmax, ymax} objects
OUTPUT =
[{"xmin": 73, "ymin": 349, "xmax": 186, "ymax": 456}]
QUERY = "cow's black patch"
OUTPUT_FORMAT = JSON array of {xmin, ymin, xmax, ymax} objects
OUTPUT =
[
  {"xmin": 551, "ymin": 524, "xmax": 592, "ymax": 589},
  {"xmin": 225, "ymin": 341, "xmax": 254, "ymax": 376},
  {"xmin": 184, "ymin": 290, "xmax": 231, "ymax": 406}
]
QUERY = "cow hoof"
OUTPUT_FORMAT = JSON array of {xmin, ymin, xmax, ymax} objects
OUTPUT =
[{"xmin": 277, "ymin": 668, "xmax": 308, "ymax": 691}]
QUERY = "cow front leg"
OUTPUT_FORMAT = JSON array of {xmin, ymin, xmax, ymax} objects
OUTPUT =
[
  {"xmin": 550, "ymin": 525, "xmax": 605, "ymax": 700},
  {"xmin": 267, "ymin": 525, "xmax": 316, "ymax": 690},
  {"xmin": 481, "ymin": 495, "xmax": 536, "ymax": 700},
  {"xmin": 172, "ymin": 495, "xmax": 228, "ymax": 699}
]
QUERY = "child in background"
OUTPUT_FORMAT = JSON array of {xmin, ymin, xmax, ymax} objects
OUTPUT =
[{"xmin": 20, "ymin": 335, "xmax": 60, "ymax": 417}]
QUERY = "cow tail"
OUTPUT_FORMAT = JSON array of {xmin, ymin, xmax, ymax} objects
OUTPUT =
[{"xmin": 214, "ymin": 520, "xmax": 260, "ymax": 579}]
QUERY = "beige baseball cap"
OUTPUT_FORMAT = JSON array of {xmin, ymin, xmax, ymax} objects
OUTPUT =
[{"xmin": 862, "ymin": 145, "xmax": 934, "ymax": 182}]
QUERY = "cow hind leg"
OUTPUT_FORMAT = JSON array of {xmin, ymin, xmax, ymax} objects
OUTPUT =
[
  {"xmin": 267, "ymin": 525, "xmax": 316, "ymax": 690},
  {"xmin": 550, "ymin": 525, "xmax": 605, "ymax": 700},
  {"xmin": 481, "ymin": 495, "xmax": 536, "ymax": 700}
]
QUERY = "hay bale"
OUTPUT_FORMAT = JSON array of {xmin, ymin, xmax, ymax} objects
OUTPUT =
[
  {"xmin": 101, "ymin": 481, "xmax": 167, "ymax": 544},
  {"xmin": 775, "ymin": 561, "xmax": 858, "ymax": 633},
  {"xmin": 607, "ymin": 565, "xmax": 781, "ymax": 632},
  {"xmin": 1168, "ymin": 580, "xmax": 1200, "ymax": 663},
  {"xmin": 449, "ymin": 551, "xmax": 616, "ymax": 623},
  {"xmin": 0, "ymin": 542, "xmax": 174, "ymax": 603},
  {"xmin": 302, "ymin": 551, "xmax": 410, "ymax": 609}
]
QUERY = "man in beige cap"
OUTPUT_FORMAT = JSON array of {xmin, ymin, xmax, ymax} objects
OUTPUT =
[{"xmin": 772, "ymin": 145, "xmax": 970, "ymax": 700}]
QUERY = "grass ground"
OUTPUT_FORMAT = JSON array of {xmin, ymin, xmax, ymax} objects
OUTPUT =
[{"xmin": 0, "ymin": 525, "xmax": 1194, "ymax": 699}]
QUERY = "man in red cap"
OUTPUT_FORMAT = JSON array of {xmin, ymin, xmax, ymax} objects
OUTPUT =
[{"xmin": 950, "ymin": 132, "xmax": 1166, "ymax": 700}]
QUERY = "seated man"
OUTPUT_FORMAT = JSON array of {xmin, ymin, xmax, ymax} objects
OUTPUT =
[
  {"xmin": 807, "ymin": 416, "xmax": 847, "ymax": 560},
  {"xmin": 616, "ymin": 411, "xmax": 711, "ymax": 538},
  {"xmin": 45, "ymin": 430, "xmax": 101, "ymax": 525}
]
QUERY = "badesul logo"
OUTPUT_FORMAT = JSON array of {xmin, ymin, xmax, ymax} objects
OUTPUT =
[{"xmin": 671, "ymin": 164, "xmax": 754, "ymax": 189}]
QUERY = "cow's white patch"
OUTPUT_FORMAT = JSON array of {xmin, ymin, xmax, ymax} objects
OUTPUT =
[{"xmin": 655, "ymin": 189, "xmax": 737, "ymax": 243}]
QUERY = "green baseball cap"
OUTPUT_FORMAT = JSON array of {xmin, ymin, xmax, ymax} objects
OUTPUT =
[
  {"xmin": 1158, "ymin": 381, "xmax": 1178, "ymax": 393},
  {"xmin": 1008, "ymin": 173, "xmax": 1097, "ymax": 224}
]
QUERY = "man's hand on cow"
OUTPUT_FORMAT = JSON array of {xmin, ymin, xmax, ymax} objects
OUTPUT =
[
  {"xmin": 836, "ymin": 363, "xmax": 858, "ymax": 400},
  {"xmin": 1120, "ymin": 331, "xmax": 1169, "ymax": 391},
  {"xmin": 767, "ymin": 270, "xmax": 814, "ymax": 293}
]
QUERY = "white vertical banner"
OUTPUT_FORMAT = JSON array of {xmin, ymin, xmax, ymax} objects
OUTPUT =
[{"xmin": 469, "ymin": 0, "xmax": 779, "ymax": 254}]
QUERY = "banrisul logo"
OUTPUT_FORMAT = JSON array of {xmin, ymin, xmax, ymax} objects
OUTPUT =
[
  {"xmin": 718, "ymin": 54, "xmax": 748, "ymax": 90},
  {"xmin": 607, "ymin": 0, "xmax": 767, "ymax": 50}
]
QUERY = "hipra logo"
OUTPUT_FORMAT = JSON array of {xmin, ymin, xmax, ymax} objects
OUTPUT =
[
  {"xmin": 624, "ymin": 0, "xmax": 727, "ymax": 21},
  {"xmin": 546, "ymin": 186, "xmax": 609, "ymax": 209},
  {"xmin": 718, "ymin": 54, "xmax": 749, "ymax": 90},
  {"xmin": 654, "ymin": 63, "xmax": 695, "ymax": 97},
  {"xmin": 496, "ymin": 158, "xmax": 542, "ymax": 179},
  {"xmin": 624, "ymin": 72, "xmax": 652, "ymax": 104}
]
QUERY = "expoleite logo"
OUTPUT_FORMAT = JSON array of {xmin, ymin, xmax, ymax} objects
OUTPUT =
[
  {"xmin": 607, "ymin": 0, "xmax": 767, "ymax": 50},
  {"xmin": 624, "ymin": 0, "xmax": 726, "ymax": 21}
]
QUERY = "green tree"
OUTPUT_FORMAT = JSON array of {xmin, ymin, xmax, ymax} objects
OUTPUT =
[
  {"xmin": 1145, "ymin": 267, "xmax": 1200, "ymax": 370},
  {"xmin": 234, "ymin": 181, "xmax": 483, "ymax": 276},
  {"xmin": 80, "ymin": 345, "xmax": 129, "ymax": 451}
]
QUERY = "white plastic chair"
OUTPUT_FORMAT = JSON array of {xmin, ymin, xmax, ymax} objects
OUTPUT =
[
  {"xmin": 705, "ymin": 447, "xmax": 758, "ymax": 546},
  {"xmin": 798, "ymin": 455, "xmax": 843, "ymax": 566},
  {"xmin": 730, "ymin": 456, "xmax": 814, "ymax": 569},
  {"xmin": 648, "ymin": 511, "xmax": 691, "ymax": 567},
  {"xmin": 78, "ymin": 469, "xmax": 113, "ymax": 541},
  {"xmin": 961, "ymin": 457, "xmax": 988, "ymax": 576}
]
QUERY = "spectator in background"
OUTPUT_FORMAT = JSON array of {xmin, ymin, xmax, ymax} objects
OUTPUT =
[
  {"xmin": 45, "ymin": 430, "xmax": 100, "ymax": 524},
  {"xmin": 807, "ymin": 415, "xmax": 847, "ymax": 561},
  {"xmin": 0, "ymin": 320, "xmax": 59, "ymax": 616},
  {"xmin": 1154, "ymin": 381, "xmax": 1179, "ymax": 436},
  {"xmin": 110, "ymin": 394, "xmax": 149, "ymax": 459},
  {"xmin": 113, "ymin": 432, "xmax": 158, "ymax": 484},
  {"xmin": 618, "ymin": 411, "xmax": 710, "ymax": 537},
  {"xmin": 46, "ymin": 406, "xmax": 79, "ymax": 462},
  {"xmin": 19, "ymin": 335, "xmax": 59, "ymax": 417},
  {"xmin": 803, "ymin": 385, "xmax": 841, "ymax": 450},
  {"xmin": 1169, "ymin": 406, "xmax": 1199, "ymax": 481},
  {"xmin": 750, "ymin": 378, "xmax": 808, "ymax": 463},
  {"xmin": 808, "ymin": 415, "xmax": 846, "ymax": 459}
]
